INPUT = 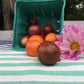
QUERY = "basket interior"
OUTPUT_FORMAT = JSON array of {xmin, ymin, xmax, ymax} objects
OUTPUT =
[{"xmin": 12, "ymin": 0, "xmax": 65, "ymax": 51}]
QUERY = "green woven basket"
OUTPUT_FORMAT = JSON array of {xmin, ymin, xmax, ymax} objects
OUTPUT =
[{"xmin": 12, "ymin": 0, "xmax": 66, "ymax": 51}]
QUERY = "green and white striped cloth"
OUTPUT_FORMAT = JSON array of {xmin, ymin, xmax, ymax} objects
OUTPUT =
[{"xmin": 0, "ymin": 50, "xmax": 84, "ymax": 84}]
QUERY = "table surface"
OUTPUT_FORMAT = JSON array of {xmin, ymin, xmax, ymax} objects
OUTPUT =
[{"xmin": 0, "ymin": 21, "xmax": 84, "ymax": 84}]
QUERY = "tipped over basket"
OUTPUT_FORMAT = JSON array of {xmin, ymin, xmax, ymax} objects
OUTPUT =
[{"xmin": 12, "ymin": 0, "xmax": 66, "ymax": 51}]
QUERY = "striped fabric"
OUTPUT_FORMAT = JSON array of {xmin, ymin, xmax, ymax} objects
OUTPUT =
[{"xmin": 0, "ymin": 50, "xmax": 84, "ymax": 84}]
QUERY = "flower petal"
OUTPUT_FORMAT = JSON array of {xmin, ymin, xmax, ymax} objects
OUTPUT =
[
  {"xmin": 54, "ymin": 41, "xmax": 61, "ymax": 48},
  {"xmin": 71, "ymin": 24, "xmax": 83, "ymax": 33},
  {"xmin": 62, "ymin": 26, "xmax": 70, "ymax": 35},
  {"xmin": 78, "ymin": 25, "xmax": 83, "ymax": 32},
  {"xmin": 61, "ymin": 50, "xmax": 81, "ymax": 61},
  {"xmin": 63, "ymin": 36, "xmax": 70, "ymax": 44},
  {"xmin": 70, "ymin": 49, "xmax": 80, "ymax": 55},
  {"xmin": 62, "ymin": 43, "xmax": 70, "ymax": 48},
  {"xmin": 65, "ymin": 32, "xmax": 74, "ymax": 43},
  {"xmin": 70, "ymin": 49, "xmax": 81, "ymax": 60},
  {"xmin": 79, "ymin": 40, "xmax": 84, "ymax": 46},
  {"xmin": 80, "ymin": 45, "xmax": 84, "ymax": 53},
  {"xmin": 60, "ymin": 46, "xmax": 70, "ymax": 51},
  {"xmin": 81, "ymin": 49, "xmax": 84, "ymax": 53},
  {"xmin": 71, "ymin": 24, "xmax": 78, "ymax": 33},
  {"xmin": 56, "ymin": 35, "xmax": 63, "ymax": 42},
  {"xmin": 62, "ymin": 37, "xmax": 71, "ymax": 48},
  {"xmin": 71, "ymin": 31, "xmax": 79, "ymax": 42},
  {"xmin": 80, "ymin": 31, "xmax": 84, "ymax": 40},
  {"xmin": 69, "ymin": 57, "xmax": 78, "ymax": 60},
  {"xmin": 61, "ymin": 51, "xmax": 70, "ymax": 59}
]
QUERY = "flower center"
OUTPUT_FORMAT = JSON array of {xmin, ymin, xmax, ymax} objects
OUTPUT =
[{"xmin": 70, "ymin": 42, "xmax": 80, "ymax": 50}]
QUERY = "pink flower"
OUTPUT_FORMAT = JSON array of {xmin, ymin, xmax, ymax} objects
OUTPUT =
[
  {"xmin": 54, "ymin": 35, "xmax": 63, "ymax": 48},
  {"xmin": 71, "ymin": 24, "xmax": 83, "ymax": 33},
  {"xmin": 55, "ymin": 24, "xmax": 84, "ymax": 61}
]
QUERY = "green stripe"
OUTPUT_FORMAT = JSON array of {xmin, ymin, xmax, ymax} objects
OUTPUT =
[
  {"xmin": 0, "ymin": 50, "xmax": 16, "ymax": 52},
  {"xmin": 0, "ymin": 62, "xmax": 84, "ymax": 67},
  {"xmin": 0, "ymin": 57, "xmax": 84, "ymax": 61},
  {"xmin": 81, "ymin": 53, "xmax": 84, "ymax": 55},
  {"xmin": 0, "ymin": 81, "xmax": 83, "ymax": 84},
  {"xmin": 0, "ymin": 70, "xmax": 84, "ymax": 76}
]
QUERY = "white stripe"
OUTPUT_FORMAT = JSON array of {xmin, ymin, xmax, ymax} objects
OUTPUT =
[
  {"xmin": 0, "ymin": 75, "xmax": 84, "ymax": 82},
  {"xmin": 0, "ymin": 51, "xmax": 26, "ymax": 54},
  {"xmin": 60, "ymin": 58, "xmax": 84, "ymax": 63},
  {"xmin": 0, "ymin": 65, "xmax": 84, "ymax": 71}
]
